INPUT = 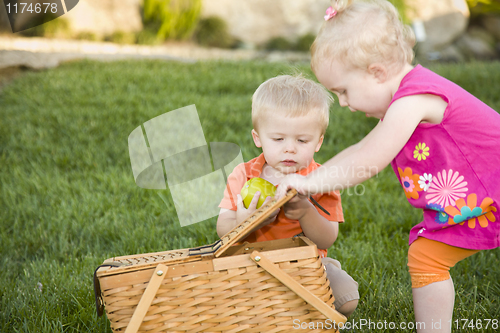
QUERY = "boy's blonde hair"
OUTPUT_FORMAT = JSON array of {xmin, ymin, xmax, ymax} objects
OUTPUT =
[
  {"xmin": 311, "ymin": 0, "xmax": 415, "ymax": 75},
  {"xmin": 252, "ymin": 74, "xmax": 332, "ymax": 134}
]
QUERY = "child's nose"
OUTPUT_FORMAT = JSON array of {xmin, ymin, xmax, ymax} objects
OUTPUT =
[
  {"xmin": 338, "ymin": 97, "xmax": 348, "ymax": 107},
  {"xmin": 284, "ymin": 141, "xmax": 297, "ymax": 153}
]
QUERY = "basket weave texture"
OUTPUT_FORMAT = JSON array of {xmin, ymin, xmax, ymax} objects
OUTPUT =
[
  {"xmin": 101, "ymin": 254, "xmax": 334, "ymax": 332},
  {"xmin": 96, "ymin": 191, "xmax": 344, "ymax": 332}
]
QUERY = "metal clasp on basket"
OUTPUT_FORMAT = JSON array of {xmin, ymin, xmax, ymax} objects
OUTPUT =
[{"xmin": 188, "ymin": 239, "xmax": 222, "ymax": 256}]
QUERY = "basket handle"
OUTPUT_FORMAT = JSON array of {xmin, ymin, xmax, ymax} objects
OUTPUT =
[
  {"xmin": 125, "ymin": 264, "xmax": 168, "ymax": 333},
  {"xmin": 250, "ymin": 251, "xmax": 347, "ymax": 328}
]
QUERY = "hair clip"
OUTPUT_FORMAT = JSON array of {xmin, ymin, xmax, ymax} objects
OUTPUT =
[{"xmin": 324, "ymin": 6, "xmax": 337, "ymax": 21}]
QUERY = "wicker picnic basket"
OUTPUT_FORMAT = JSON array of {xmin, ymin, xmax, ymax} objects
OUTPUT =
[{"xmin": 94, "ymin": 190, "xmax": 347, "ymax": 333}]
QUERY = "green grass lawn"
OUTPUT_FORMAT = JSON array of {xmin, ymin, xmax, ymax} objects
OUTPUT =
[{"xmin": 1, "ymin": 59, "xmax": 500, "ymax": 332}]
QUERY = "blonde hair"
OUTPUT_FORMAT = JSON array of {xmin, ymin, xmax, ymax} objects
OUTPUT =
[
  {"xmin": 252, "ymin": 74, "xmax": 332, "ymax": 134},
  {"xmin": 311, "ymin": 0, "xmax": 415, "ymax": 75}
]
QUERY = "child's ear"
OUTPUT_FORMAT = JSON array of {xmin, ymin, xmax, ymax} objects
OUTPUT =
[
  {"xmin": 315, "ymin": 135, "xmax": 324, "ymax": 152},
  {"xmin": 368, "ymin": 63, "xmax": 388, "ymax": 83},
  {"xmin": 251, "ymin": 129, "xmax": 262, "ymax": 148}
]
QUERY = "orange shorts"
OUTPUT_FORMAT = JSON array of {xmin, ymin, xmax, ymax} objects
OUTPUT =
[{"xmin": 407, "ymin": 237, "xmax": 479, "ymax": 288}]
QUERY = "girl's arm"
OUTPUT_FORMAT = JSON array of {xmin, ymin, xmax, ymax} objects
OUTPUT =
[{"xmin": 276, "ymin": 94, "xmax": 447, "ymax": 197}]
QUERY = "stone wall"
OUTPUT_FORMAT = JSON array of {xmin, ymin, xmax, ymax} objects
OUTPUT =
[
  {"xmin": 406, "ymin": 0, "xmax": 499, "ymax": 61},
  {"xmin": 406, "ymin": 0, "xmax": 469, "ymax": 50},
  {"xmin": 1, "ymin": 0, "xmax": 498, "ymax": 61},
  {"xmin": 200, "ymin": 0, "xmax": 470, "ymax": 51},
  {"xmin": 201, "ymin": 0, "xmax": 330, "ymax": 47},
  {"xmin": 201, "ymin": 0, "xmax": 498, "ymax": 60},
  {"xmin": 0, "ymin": 0, "xmax": 143, "ymax": 36},
  {"xmin": 64, "ymin": 0, "xmax": 143, "ymax": 37}
]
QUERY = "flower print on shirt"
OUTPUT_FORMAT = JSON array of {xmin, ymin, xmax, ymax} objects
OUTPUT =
[
  {"xmin": 436, "ymin": 211, "xmax": 450, "ymax": 224},
  {"xmin": 426, "ymin": 203, "xmax": 449, "ymax": 225},
  {"xmin": 413, "ymin": 142, "xmax": 430, "ymax": 161},
  {"xmin": 418, "ymin": 173, "xmax": 433, "ymax": 191},
  {"xmin": 398, "ymin": 167, "xmax": 423, "ymax": 200},
  {"xmin": 445, "ymin": 193, "xmax": 497, "ymax": 229},
  {"xmin": 426, "ymin": 169, "xmax": 468, "ymax": 208}
]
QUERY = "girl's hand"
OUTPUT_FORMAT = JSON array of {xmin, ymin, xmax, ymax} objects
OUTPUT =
[
  {"xmin": 275, "ymin": 174, "xmax": 309, "ymax": 200},
  {"xmin": 236, "ymin": 192, "xmax": 279, "ymax": 229}
]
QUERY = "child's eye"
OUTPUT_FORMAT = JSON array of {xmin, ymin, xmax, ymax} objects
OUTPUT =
[
  {"xmin": 273, "ymin": 138, "xmax": 283, "ymax": 141},
  {"xmin": 298, "ymin": 139, "xmax": 308, "ymax": 143}
]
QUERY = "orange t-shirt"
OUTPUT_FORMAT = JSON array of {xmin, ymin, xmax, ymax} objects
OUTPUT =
[{"xmin": 219, "ymin": 153, "xmax": 344, "ymax": 257}]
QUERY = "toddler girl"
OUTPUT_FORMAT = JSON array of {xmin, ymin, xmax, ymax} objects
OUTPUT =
[{"xmin": 276, "ymin": 0, "xmax": 500, "ymax": 331}]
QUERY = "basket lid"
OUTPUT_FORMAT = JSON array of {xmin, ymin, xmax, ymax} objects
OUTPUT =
[
  {"xmin": 95, "ymin": 189, "xmax": 297, "ymax": 275},
  {"xmin": 214, "ymin": 189, "xmax": 297, "ymax": 257}
]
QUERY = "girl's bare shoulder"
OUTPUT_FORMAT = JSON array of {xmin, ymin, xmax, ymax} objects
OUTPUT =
[{"xmin": 389, "ymin": 93, "xmax": 448, "ymax": 124}]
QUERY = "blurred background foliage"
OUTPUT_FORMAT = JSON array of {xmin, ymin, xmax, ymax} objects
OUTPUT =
[
  {"xmin": 389, "ymin": 0, "xmax": 409, "ymax": 22},
  {"xmin": 467, "ymin": 0, "xmax": 500, "ymax": 16},
  {"xmin": 19, "ymin": 14, "xmax": 71, "ymax": 39},
  {"xmin": 194, "ymin": 16, "xmax": 234, "ymax": 49},
  {"xmin": 142, "ymin": 0, "xmax": 201, "ymax": 41}
]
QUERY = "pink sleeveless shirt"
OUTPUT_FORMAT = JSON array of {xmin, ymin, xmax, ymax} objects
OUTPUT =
[{"xmin": 390, "ymin": 65, "xmax": 500, "ymax": 250}]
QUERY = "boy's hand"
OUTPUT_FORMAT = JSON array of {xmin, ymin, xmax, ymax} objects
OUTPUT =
[
  {"xmin": 236, "ymin": 192, "xmax": 279, "ymax": 229},
  {"xmin": 283, "ymin": 194, "xmax": 314, "ymax": 221},
  {"xmin": 275, "ymin": 174, "xmax": 310, "ymax": 199}
]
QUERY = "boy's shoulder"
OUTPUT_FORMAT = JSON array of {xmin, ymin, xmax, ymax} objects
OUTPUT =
[
  {"xmin": 298, "ymin": 159, "xmax": 321, "ymax": 176},
  {"xmin": 227, "ymin": 153, "xmax": 265, "ymax": 180},
  {"xmin": 243, "ymin": 154, "xmax": 266, "ymax": 177}
]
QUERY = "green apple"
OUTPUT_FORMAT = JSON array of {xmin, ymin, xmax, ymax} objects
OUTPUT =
[{"xmin": 241, "ymin": 177, "xmax": 277, "ymax": 209}]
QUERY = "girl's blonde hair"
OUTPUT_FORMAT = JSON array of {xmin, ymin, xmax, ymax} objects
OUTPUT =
[
  {"xmin": 311, "ymin": 0, "xmax": 415, "ymax": 75},
  {"xmin": 252, "ymin": 74, "xmax": 332, "ymax": 134}
]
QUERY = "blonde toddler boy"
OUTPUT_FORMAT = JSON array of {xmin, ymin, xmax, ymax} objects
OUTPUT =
[{"xmin": 217, "ymin": 74, "xmax": 359, "ymax": 317}]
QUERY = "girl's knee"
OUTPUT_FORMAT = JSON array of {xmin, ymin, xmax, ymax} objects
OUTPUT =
[
  {"xmin": 407, "ymin": 238, "xmax": 478, "ymax": 288},
  {"xmin": 410, "ymin": 272, "xmax": 451, "ymax": 289}
]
